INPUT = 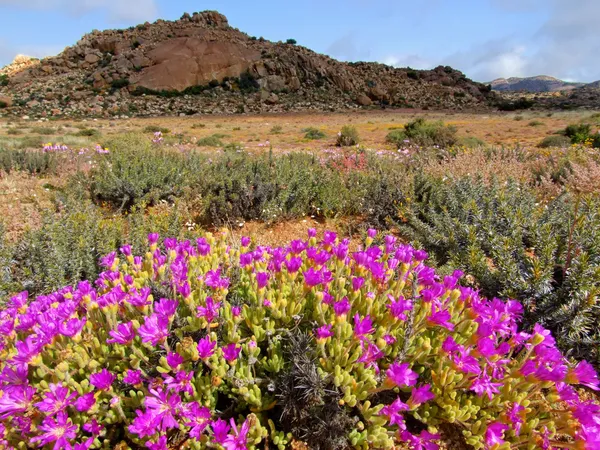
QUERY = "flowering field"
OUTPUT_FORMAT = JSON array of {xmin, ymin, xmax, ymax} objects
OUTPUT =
[
  {"xmin": 1, "ymin": 112, "xmax": 600, "ymax": 449},
  {"xmin": 1, "ymin": 230, "xmax": 599, "ymax": 449}
]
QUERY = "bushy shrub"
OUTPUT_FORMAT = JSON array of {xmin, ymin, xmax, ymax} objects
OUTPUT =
[
  {"xmin": 303, "ymin": 127, "xmax": 326, "ymax": 140},
  {"xmin": 564, "ymin": 123, "xmax": 592, "ymax": 144},
  {"xmin": 31, "ymin": 126, "xmax": 56, "ymax": 135},
  {"xmin": 528, "ymin": 120, "xmax": 543, "ymax": 127},
  {"xmin": 110, "ymin": 78, "xmax": 130, "ymax": 89},
  {"xmin": 73, "ymin": 128, "xmax": 100, "ymax": 137},
  {"xmin": 0, "ymin": 148, "xmax": 58, "ymax": 175},
  {"xmin": 143, "ymin": 125, "xmax": 170, "ymax": 134},
  {"xmin": 538, "ymin": 135, "xmax": 572, "ymax": 148},
  {"xmin": 286, "ymin": 38, "xmax": 297, "ymax": 44},
  {"xmin": 0, "ymin": 231, "xmax": 598, "ymax": 450},
  {"xmin": 0, "ymin": 74, "xmax": 8, "ymax": 86},
  {"xmin": 458, "ymin": 136, "xmax": 486, "ymax": 148},
  {"xmin": 197, "ymin": 135, "xmax": 224, "ymax": 147},
  {"xmin": 386, "ymin": 118, "xmax": 458, "ymax": 148},
  {"xmin": 270, "ymin": 125, "xmax": 283, "ymax": 134},
  {"xmin": 88, "ymin": 134, "xmax": 201, "ymax": 209},
  {"xmin": 336, "ymin": 126, "xmax": 360, "ymax": 147},
  {"xmin": 399, "ymin": 175, "xmax": 600, "ymax": 368}
]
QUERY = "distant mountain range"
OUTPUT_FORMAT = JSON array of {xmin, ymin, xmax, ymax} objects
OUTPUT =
[{"xmin": 490, "ymin": 76, "xmax": 598, "ymax": 93}]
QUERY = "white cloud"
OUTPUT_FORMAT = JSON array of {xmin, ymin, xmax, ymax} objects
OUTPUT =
[
  {"xmin": 381, "ymin": 54, "xmax": 433, "ymax": 70},
  {"xmin": 0, "ymin": 0, "xmax": 158, "ymax": 22}
]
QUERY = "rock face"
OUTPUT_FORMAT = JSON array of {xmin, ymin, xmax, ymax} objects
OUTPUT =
[
  {"xmin": 490, "ymin": 76, "xmax": 586, "ymax": 93},
  {"xmin": 0, "ymin": 10, "xmax": 498, "ymax": 117},
  {"xmin": 130, "ymin": 38, "xmax": 261, "ymax": 91}
]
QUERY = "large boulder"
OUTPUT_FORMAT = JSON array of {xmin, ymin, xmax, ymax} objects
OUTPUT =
[
  {"xmin": 129, "ymin": 38, "xmax": 260, "ymax": 92},
  {"xmin": 0, "ymin": 95, "xmax": 12, "ymax": 107}
]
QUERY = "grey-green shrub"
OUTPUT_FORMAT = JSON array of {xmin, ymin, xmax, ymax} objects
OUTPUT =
[{"xmin": 336, "ymin": 126, "xmax": 359, "ymax": 147}]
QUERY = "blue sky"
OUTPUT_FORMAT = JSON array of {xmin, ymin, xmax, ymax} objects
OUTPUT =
[{"xmin": 1, "ymin": 0, "xmax": 598, "ymax": 82}]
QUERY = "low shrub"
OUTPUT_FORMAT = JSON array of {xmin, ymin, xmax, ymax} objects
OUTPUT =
[
  {"xmin": 286, "ymin": 38, "xmax": 297, "ymax": 44},
  {"xmin": 528, "ymin": 120, "xmax": 543, "ymax": 127},
  {"xmin": 564, "ymin": 123, "xmax": 592, "ymax": 144},
  {"xmin": 0, "ymin": 231, "xmax": 598, "ymax": 449},
  {"xmin": 73, "ymin": 128, "xmax": 100, "ymax": 137},
  {"xmin": 303, "ymin": 127, "xmax": 326, "ymax": 140},
  {"xmin": 197, "ymin": 135, "xmax": 224, "ymax": 147},
  {"xmin": 143, "ymin": 125, "xmax": 170, "ymax": 134},
  {"xmin": 0, "ymin": 148, "xmax": 58, "ymax": 175},
  {"xmin": 538, "ymin": 135, "xmax": 572, "ymax": 148},
  {"xmin": 110, "ymin": 78, "xmax": 130, "ymax": 89},
  {"xmin": 386, "ymin": 118, "xmax": 458, "ymax": 148},
  {"xmin": 0, "ymin": 74, "xmax": 8, "ymax": 86},
  {"xmin": 336, "ymin": 125, "xmax": 360, "ymax": 147},
  {"xmin": 270, "ymin": 125, "xmax": 283, "ymax": 134},
  {"xmin": 457, "ymin": 136, "xmax": 486, "ymax": 148},
  {"xmin": 31, "ymin": 126, "xmax": 56, "ymax": 135},
  {"xmin": 399, "ymin": 174, "xmax": 600, "ymax": 368}
]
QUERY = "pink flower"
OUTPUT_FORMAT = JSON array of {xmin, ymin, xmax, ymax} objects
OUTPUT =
[
  {"xmin": 182, "ymin": 402, "xmax": 211, "ymax": 438},
  {"xmin": 400, "ymin": 430, "xmax": 440, "ymax": 450},
  {"xmin": 211, "ymin": 418, "xmax": 231, "ymax": 444},
  {"xmin": 427, "ymin": 309, "xmax": 454, "ymax": 330},
  {"xmin": 387, "ymin": 362, "xmax": 418, "ymax": 387},
  {"xmin": 409, "ymin": 384, "xmax": 435, "ymax": 405},
  {"xmin": 568, "ymin": 361, "xmax": 599, "ymax": 390},
  {"xmin": 353, "ymin": 313, "xmax": 374, "ymax": 338},
  {"xmin": 75, "ymin": 392, "xmax": 96, "ymax": 412},
  {"xmin": 485, "ymin": 422, "xmax": 509, "ymax": 447},
  {"xmin": 166, "ymin": 352, "xmax": 184, "ymax": 369},
  {"xmin": 30, "ymin": 411, "xmax": 77, "ymax": 448},
  {"xmin": 256, "ymin": 272, "xmax": 270, "ymax": 288},
  {"xmin": 197, "ymin": 297, "xmax": 221, "ymax": 323},
  {"xmin": 379, "ymin": 398, "xmax": 409, "ymax": 429},
  {"xmin": 34, "ymin": 383, "xmax": 76, "ymax": 415},
  {"xmin": 0, "ymin": 385, "xmax": 36, "ymax": 418},
  {"xmin": 107, "ymin": 322, "xmax": 135, "ymax": 345},
  {"xmin": 138, "ymin": 314, "xmax": 170, "ymax": 346},
  {"xmin": 123, "ymin": 370, "xmax": 143, "ymax": 385},
  {"xmin": 507, "ymin": 403, "xmax": 524, "ymax": 435},
  {"xmin": 223, "ymin": 418, "xmax": 251, "ymax": 450},
  {"xmin": 89, "ymin": 369, "xmax": 115, "ymax": 390},
  {"xmin": 144, "ymin": 388, "xmax": 181, "ymax": 431},
  {"xmin": 315, "ymin": 324, "xmax": 334, "ymax": 340},
  {"xmin": 223, "ymin": 343, "xmax": 241, "ymax": 362},
  {"xmin": 387, "ymin": 295, "xmax": 412, "ymax": 320},
  {"xmin": 470, "ymin": 372, "xmax": 502, "ymax": 400},
  {"xmin": 333, "ymin": 297, "xmax": 351, "ymax": 316},
  {"xmin": 352, "ymin": 277, "xmax": 365, "ymax": 291},
  {"xmin": 197, "ymin": 336, "xmax": 217, "ymax": 359}
]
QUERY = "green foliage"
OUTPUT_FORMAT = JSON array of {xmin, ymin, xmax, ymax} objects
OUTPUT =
[
  {"xmin": 6, "ymin": 128, "xmax": 22, "ymax": 135},
  {"xmin": 0, "ymin": 101, "xmax": 7, "ymax": 109},
  {"xmin": 286, "ymin": 38, "xmax": 297, "ymax": 45},
  {"xmin": 0, "ymin": 74, "xmax": 8, "ymax": 86},
  {"xmin": 197, "ymin": 134, "xmax": 224, "ymax": 147},
  {"xmin": 458, "ymin": 136, "xmax": 486, "ymax": 148},
  {"xmin": 0, "ymin": 148, "xmax": 57, "ymax": 175},
  {"xmin": 88, "ymin": 134, "xmax": 201, "ymax": 209},
  {"xmin": 497, "ymin": 97, "xmax": 535, "ymax": 111},
  {"xmin": 386, "ymin": 118, "xmax": 458, "ymax": 148},
  {"xmin": 336, "ymin": 125, "xmax": 360, "ymax": 147},
  {"xmin": 564, "ymin": 123, "xmax": 594, "ymax": 145},
  {"xmin": 303, "ymin": 127, "xmax": 326, "ymax": 140},
  {"xmin": 73, "ymin": 127, "xmax": 100, "ymax": 137},
  {"xmin": 528, "ymin": 120, "xmax": 544, "ymax": 127},
  {"xmin": 31, "ymin": 126, "xmax": 56, "ymax": 135},
  {"xmin": 143, "ymin": 125, "xmax": 170, "ymax": 134},
  {"xmin": 270, "ymin": 125, "xmax": 283, "ymax": 134},
  {"xmin": 237, "ymin": 70, "xmax": 260, "ymax": 93},
  {"xmin": 538, "ymin": 135, "xmax": 572, "ymax": 148},
  {"xmin": 110, "ymin": 78, "xmax": 130, "ymax": 89}
]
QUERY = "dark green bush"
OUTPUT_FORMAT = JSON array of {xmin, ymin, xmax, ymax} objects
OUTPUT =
[
  {"xmin": 564, "ymin": 123, "xmax": 592, "ymax": 144},
  {"xmin": 73, "ymin": 128, "xmax": 100, "ymax": 137},
  {"xmin": 237, "ymin": 70, "xmax": 260, "ymax": 93},
  {"xmin": 286, "ymin": 38, "xmax": 297, "ymax": 45},
  {"xmin": 528, "ymin": 120, "xmax": 544, "ymax": 127},
  {"xmin": 386, "ymin": 118, "xmax": 458, "ymax": 148},
  {"xmin": 0, "ymin": 74, "xmax": 8, "ymax": 86},
  {"xmin": 110, "ymin": 78, "xmax": 130, "ymax": 89},
  {"xmin": 538, "ymin": 135, "xmax": 572, "ymax": 148},
  {"xmin": 31, "ymin": 126, "xmax": 56, "ymax": 135},
  {"xmin": 0, "ymin": 148, "xmax": 57, "ymax": 175},
  {"xmin": 270, "ymin": 125, "xmax": 283, "ymax": 134},
  {"xmin": 88, "ymin": 134, "xmax": 201, "ymax": 209},
  {"xmin": 303, "ymin": 127, "xmax": 326, "ymax": 140},
  {"xmin": 197, "ymin": 135, "xmax": 224, "ymax": 147},
  {"xmin": 143, "ymin": 125, "xmax": 170, "ymax": 134},
  {"xmin": 336, "ymin": 126, "xmax": 359, "ymax": 147},
  {"xmin": 0, "ymin": 101, "xmax": 7, "ymax": 109}
]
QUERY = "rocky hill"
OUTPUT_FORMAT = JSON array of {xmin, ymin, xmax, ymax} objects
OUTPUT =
[
  {"xmin": 0, "ymin": 11, "xmax": 496, "ymax": 118},
  {"xmin": 490, "ymin": 76, "xmax": 586, "ymax": 93}
]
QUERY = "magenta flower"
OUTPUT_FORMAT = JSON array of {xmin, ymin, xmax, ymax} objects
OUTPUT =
[
  {"xmin": 144, "ymin": 388, "xmax": 182, "ymax": 431},
  {"xmin": 568, "ymin": 360, "xmax": 599, "ymax": 390},
  {"xmin": 307, "ymin": 228, "xmax": 317, "ymax": 238},
  {"xmin": 163, "ymin": 371, "xmax": 194, "ymax": 395},
  {"xmin": 155, "ymin": 298, "xmax": 178, "ymax": 318},
  {"xmin": 470, "ymin": 372, "xmax": 503, "ymax": 400},
  {"xmin": 352, "ymin": 277, "xmax": 365, "ymax": 291},
  {"xmin": 303, "ymin": 267, "xmax": 324, "ymax": 287},
  {"xmin": 241, "ymin": 236, "xmax": 251, "ymax": 247},
  {"xmin": 34, "ymin": 383, "xmax": 76, "ymax": 415},
  {"xmin": 146, "ymin": 436, "xmax": 168, "ymax": 450},
  {"xmin": 353, "ymin": 313, "xmax": 374, "ymax": 338},
  {"xmin": 138, "ymin": 314, "xmax": 170, "ymax": 346},
  {"xmin": 387, "ymin": 362, "xmax": 418, "ymax": 387},
  {"xmin": 231, "ymin": 305, "xmax": 242, "ymax": 317},
  {"xmin": 333, "ymin": 297, "xmax": 351, "ymax": 316},
  {"xmin": 197, "ymin": 336, "xmax": 217, "ymax": 359},
  {"xmin": 409, "ymin": 384, "xmax": 435, "ymax": 405},
  {"xmin": 167, "ymin": 352, "xmax": 184, "ymax": 369},
  {"xmin": 223, "ymin": 343, "xmax": 241, "ymax": 362},
  {"xmin": 100, "ymin": 252, "xmax": 117, "ymax": 268},
  {"xmin": 315, "ymin": 324, "xmax": 334, "ymax": 340},
  {"xmin": 90, "ymin": 369, "xmax": 115, "ymax": 390},
  {"xmin": 182, "ymin": 402, "xmax": 212, "ymax": 438},
  {"xmin": 59, "ymin": 318, "xmax": 86, "ymax": 337},
  {"xmin": 387, "ymin": 295, "xmax": 413, "ymax": 320},
  {"xmin": 129, "ymin": 409, "xmax": 160, "ymax": 438},
  {"xmin": 256, "ymin": 272, "xmax": 270, "ymax": 288},
  {"xmin": 508, "ymin": 403, "xmax": 524, "ymax": 435},
  {"xmin": 379, "ymin": 397, "xmax": 408, "ymax": 429},
  {"xmin": 196, "ymin": 297, "xmax": 221, "ymax": 323},
  {"xmin": 427, "ymin": 309, "xmax": 455, "ymax": 330},
  {"xmin": 285, "ymin": 257, "xmax": 302, "ymax": 273},
  {"xmin": 223, "ymin": 418, "xmax": 251, "ymax": 450},
  {"xmin": 83, "ymin": 418, "xmax": 104, "ymax": 436},
  {"xmin": 400, "ymin": 430, "xmax": 440, "ymax": 450},
  {"xmin": 148, "ymin": 233, "xmax": 160, "ymax": 245},
  {"xmin": 204, "ymin": 268, "xmax": 230, "ymax": 290},
  {"xmin": 75, "ymin": 392, "xmax": 96, "ymax": 412},
  {"xmin": 485, "ymin": 422, "xmax": 509, "ymax": 447},
  {"xmin": 107, "ymin": 321, "xmax": 135, "ymax": 345},
  {"xmin": 0, "ymin": 385, "xmax": 36, "ymax": 419},
  {"xmin": 211, "ymin": 418, "xmax": 231, "ymax": 444},
  {"xmin": 367, "ymin": 228, "xmax": 377, "ymax": 238},
  {"xmin": 123, "ymin": 370, "xmax": 143, "ymax": 385},
  {"xmin": 30, "ymin": 411, "xmax": 77, "ymax": 448}
]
